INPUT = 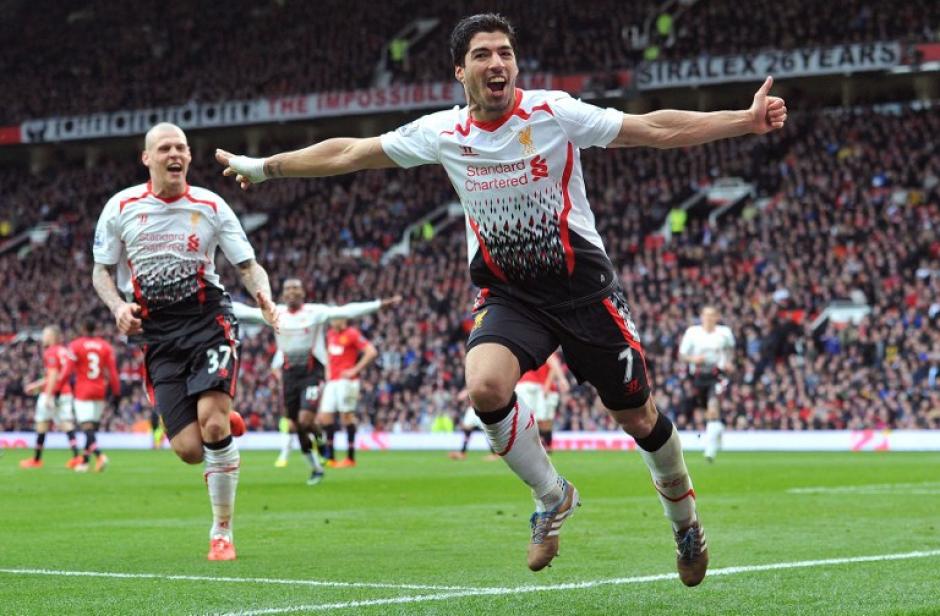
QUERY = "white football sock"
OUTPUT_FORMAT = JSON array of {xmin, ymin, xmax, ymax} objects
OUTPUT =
[
  {"xmin": 204, "ymin": 440, "xmax": 240, "ymax": 539},
  {"xmin": 639, "ymin": 425, "xmax": 697, "ymax": 531},
  {"xmin": 304, "ymin": 448, "xmax": 323, "ymax": 472},
  {"xmin": 480, "ymin": 396, "xmax": 564, "ymax": 512},
  {"xmin": 704, "ymin": 420, "xmax": 724, "ymax": 460},
  {"xmin": 277, "ymin": 430, "xmax": 291, "ymax": 460}
]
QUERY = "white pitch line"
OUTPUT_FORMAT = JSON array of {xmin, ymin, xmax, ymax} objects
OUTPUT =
[
  {"xmin": 0, "ymin": 568, "xmax": 475, "ymax": 592},
  {"xmin": 788, "ymin": 481, "xmax": 940, "ymax": 495},
  {"xmin": 218, "ymin": 549, "xmax": 940, "ymax": 616}
]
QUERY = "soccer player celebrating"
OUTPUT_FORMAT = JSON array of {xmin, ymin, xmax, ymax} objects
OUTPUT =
[
  {"xmin": 20, "ymin": 325, "xmax": 82, "ymax": 469},
  {"xmin": 678, "ymin": 306, "xmax": 736, "ymax": 462},
  {"xmin": 57, "ymin": 319, "xmax": 121, "ymax": 472},
  {"xmin": 235, "ymin": 279, "xmax": 400, "ymax": 483},
  {"xmin": 319, "ymin": 318, "xmax": 377, "ymax": 468},
  {"xmin": 93, "ymin": 122, "xmax": 279, "ymax": 561},
  {"xmin": 217, "ymin": 13, "xmax": 787, "ymax": 583}
]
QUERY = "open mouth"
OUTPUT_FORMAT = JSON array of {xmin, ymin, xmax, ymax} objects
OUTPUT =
[
  {"xmin": 167, "ymin": 162, "xmax": 183, "ymax": 173},
  {"xmin": 486, "ymin": 77, "xmax": 507, "ymax": 95}
]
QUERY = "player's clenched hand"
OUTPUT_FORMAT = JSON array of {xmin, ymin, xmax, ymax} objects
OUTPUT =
[
  {"xmin": 381, "ymin": 295, "xmax": 403, "ymax": 308},
  {"xmin": 215, "ymin": 149, "xmax": 268, "ymax": 191},
  {"xmin": 114, "ymin": 302, "xmax": 143, "ymax": 336},
  {"xmin": 748, "ymin": 76, "xmax": 787, "ymax": 135},
  {"xmin": 256, "ymin": 291, "xmax": 281, "ymax": 334}
]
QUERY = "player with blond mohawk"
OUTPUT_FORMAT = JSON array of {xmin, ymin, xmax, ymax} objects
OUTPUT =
[{"xmin": 217, "ymin": 13, "xmax": 787, "ymax": 583}]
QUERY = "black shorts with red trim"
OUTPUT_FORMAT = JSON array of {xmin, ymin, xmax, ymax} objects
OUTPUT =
[
  {"xmin": 466, "ymin": 285, "xmax": 650, "ymax": 410},
  {"xmin": 688, "ymin": 372, "xmax": 724, "ymax": 412},
  {"xmin": 282, "ymin": 361, "xmax": 324, "ymax": 420},
  {"xmin": 140, "ymin": 295, "xmax": 240, "ymax": 439}
]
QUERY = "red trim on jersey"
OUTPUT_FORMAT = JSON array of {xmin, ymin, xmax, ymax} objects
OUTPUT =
[
  {"xmin": 655, "ymin": 487, "xmax": 696, "ymax": 503},
  {"xmin": 146, "ymin": 180, "xmax": 189, "ymax": 203},
  {"xmin": 126, "ymin": 260, "xmax": 150, "ymax": 318},
  {"xmin": 559, "ymin": 141, "xmax": 576, "ymax": 275},
  {"xmin": 496, "ymin": 403, "xmax": 520, "ymax": 456},
  {"xmin": 184, "ymin": 191, "xmax": 219, "ymax": 213},
  {"xmin": 119, "ymin": 188, "xmax": 151, "ymax": 213},
  {"xmin": 472, "ymin": 90, "xmax": 555, "ymax": 132},
  {"xmin": 468, "ymin": 217, "xmax": 507, "ymax": 282},
  {"xmin": 215, "ymin": 315, "xmax": 239, "ymax": 398},
  {"xmin": 602, "ymin": 298, "xmax": 644, "ymax": 355},
  {"xmin": 196, "ymin": 264, "xmax": 207, "ymax": 304},
  {"xmin": 440, "ymin": 116, "xmax": 472, "ymax": 137}
]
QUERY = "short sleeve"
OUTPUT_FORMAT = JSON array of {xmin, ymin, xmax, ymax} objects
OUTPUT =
[
  {"xmin": 217, "ymin": 201, "xmax": 256, "ymax": 265},
  {"xmin": 352, "ymin": 329, "xmax": 369, "ymax": 350},
  {"xmin": 93, "ymin": 198, "xmax": 122, "ymax": 265},
  {"xmin": 550, "ymin": 92, "xmax": 623, "ymax": 149},
  {"xmin": 380, "ymin": 115, "xmax": 441, "ymax": 168}
]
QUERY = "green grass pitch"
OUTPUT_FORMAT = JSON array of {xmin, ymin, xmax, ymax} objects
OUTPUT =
[{"xmin": 1, "ymin": 448, "xmax": 939, "ymax": 615}]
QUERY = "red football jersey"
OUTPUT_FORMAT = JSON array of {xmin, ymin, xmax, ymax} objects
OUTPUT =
[
  {"xmin": 326, "ymin": 327, "xmax": 369, "ymax": 381},
  {"xmin": 519, "ymin": 362, "xmax": 551, "ymax": 385},
  {"xmin": 60, "ymin": 336, "xmax": 120, "ymax": 401},
  {"xmin": 44, "ymin": 344, "xmax": 73, "ymax": 395}
]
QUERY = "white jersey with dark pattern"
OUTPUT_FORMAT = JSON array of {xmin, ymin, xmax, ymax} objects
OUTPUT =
[
  {"xmin": 93, "ymin": 182, "xmax": 254, "ymax": 315},
  {"xmin": 381, "ymin": 88, "xmax": 623, "ymax": 308}
]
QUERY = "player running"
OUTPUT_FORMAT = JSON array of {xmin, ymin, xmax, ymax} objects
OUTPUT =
[
  {"xmin": 93, "ymin": 122, "xmax": 279, "ymax": 561},
  {"xmin": 234, "ymin": 278, "xmax": 400, "ymax": 483},
  {"xmin": 678, "ymin": 306, "xmax": 735, "ymax": 462},
  {"xmin": 216, "ymin": 13, "xmax": 787, "ymax": 582},
  {"xmin": 57, "ymin": 319, "xmax": 120, "ymax": 472},
  {"xmin": 319, "ymin": 318, "xmax": 378, "ymax": 468},
  {"xmin": 20, "ymin": 325, "xmax": 82, "ymax": 469}
]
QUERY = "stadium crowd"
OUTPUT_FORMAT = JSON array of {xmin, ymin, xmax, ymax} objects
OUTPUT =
[
  {"xmin": 3, "ymin": 0, "xmax": 938, "ymax": 124},
  {"xmin": 660, "ymin": 0, "xmax": 939, "ymax": 61},
  {"xmin": 1, "ymin": 99, "xmax": 938, "ymax": 433}
]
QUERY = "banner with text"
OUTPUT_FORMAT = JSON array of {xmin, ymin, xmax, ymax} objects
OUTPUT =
[
  {"xmin": 15, "ymin": 73, "xmax": 607, "ymax": 144},
  {"xmin": 635, "ymin": 41, "xmax": 901, "ymax": 90}
]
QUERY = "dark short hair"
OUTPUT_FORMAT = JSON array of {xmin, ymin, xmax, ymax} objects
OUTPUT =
[
  {"xmin": 82, "ymin": 319, "xmax": 97, "ymax": 335},
  {"xmin": 450, "ymin": 13, "xmax": 516, "ymax": 67}
]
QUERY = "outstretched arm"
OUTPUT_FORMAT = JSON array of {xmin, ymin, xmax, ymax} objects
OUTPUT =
[
  {"xmin": 216, "ymin": 137, "xmax": 396, "ymax": 190},
  {"xmin": 322, "ymin": 295, "xmax": 403, "ymax": 320},
  {"xmin": 610, "ymin": 76, "xmax": 787, "ymax": 149}
]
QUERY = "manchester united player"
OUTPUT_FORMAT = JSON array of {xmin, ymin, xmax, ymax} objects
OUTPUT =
[
  {"xmin": 57, "ymin": 319, "xmax": 121, "ymax": 472},
  {"xmin": 235, "ymin": 279, "xmax": 400, "ymax": 483},
  {"xmin": 20, "ymin": 325, "xmax": 82, "ymax": 469},
  {"xmin": 515, "ymin": 352, "xmax": 569, "ymax": 453},
  {"xmin": 217, "ymin": 13, "xmax": 786, "ymax": 581},
  {"xmin": 93, "ymin": 122, "xmax": 279, "ymax": 561},
  {"xmin": 319, "ymin": 318, "xmax": 377, "ymax": 468}
]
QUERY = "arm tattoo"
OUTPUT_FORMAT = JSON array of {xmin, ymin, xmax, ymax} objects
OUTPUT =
[
  {"xmin": 237, "ymin": 259, "xmax": 273, "ymax": 299},
  {"xmin": 92, "ymin": 263, "xmax": 125, "ymax": 313},
  {"xmin": 263, "ymin": 159, "xmax": 284, "ymax": 178}
]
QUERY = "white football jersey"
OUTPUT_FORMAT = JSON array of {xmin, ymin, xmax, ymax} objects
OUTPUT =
[
  {"xmin": 94, "ymin": 182, "xmax": 254, "ymax": 313},
  {"xmin": 381, "ymin": 89, "xmax": 623, "ymax": 308},
  {"xmin": 233, "ymin": 300, "xmax": 380, "ymax": 368},
  {"xmin": 678, "ymin": 324, "xmax": 736, "ymax": 375}
]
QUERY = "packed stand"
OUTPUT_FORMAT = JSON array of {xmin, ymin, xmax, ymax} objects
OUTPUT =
[
  {"xmin": 659, "ymin": 0, "xmax": 939, "ymax": 60},
  {"xmin": 4, "ymin": 0, "xmax": 937, "ymax": 125}
]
